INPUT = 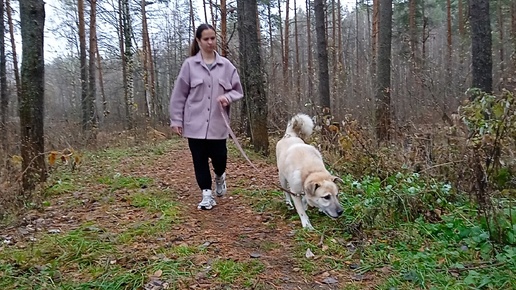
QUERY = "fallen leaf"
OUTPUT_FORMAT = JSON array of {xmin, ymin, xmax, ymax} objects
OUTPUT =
[
  {"xmin": 153, "ymin": 269, "xmax": 163, "ymax": 277},
  {"xmin": 305, "ymin": 248, "xmax": 315, "ymax": 259}
]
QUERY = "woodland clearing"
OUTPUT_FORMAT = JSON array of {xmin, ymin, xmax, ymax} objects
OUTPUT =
[{"xmin": 0, "ymin": 136, "xmax": 515, "ymax": 289}]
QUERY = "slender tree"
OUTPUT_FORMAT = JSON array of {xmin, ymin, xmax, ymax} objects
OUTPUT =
[
  {"xmin": 220, "ymin": 0, "xmax": 228, "ymax": 56},
  {"xmin": 375, "ymin": 0, "xmax": 392, "ymax": 142},
  {"xmin": 470, "ymin": 0, "xmax": 492, "ymax": 93},
  {"xmin": 19, "ymin": 0, "xmax": 46, "ymax": 192},
  {"xmin": 314, "ymin": 0, "xmax": 330, "ymax": 109},
  {"xmin": 237, "ymin": 0, "xmax": 269, "ymax": 154},
  {"xmin": 123, "ymin": 0, "xmax": 136, "ymax": 128},
  {"xmin": 283, "ymin": 0, "xmax": 290, "ymax": 95},
  {"xmin": 306, "ymin": 0, "xmax": 313, "ymax": 102},
  {"xmin": 6, "ymin": 0, "xmax": 20, "ymax": 98},
  {"xmin": 78, "ymin": 0, "xmax": 89, "ymax": 132},
  {"xmin": 87, "ymin": 0, "xmax": 98, "ymax": 138},
  {"xmin": 0, "ymin": 0, "xmax": 7, "ymax": 151},
  {"xmin": 372, "ymin": 0, "xmax": 379, "ymax": 77}
]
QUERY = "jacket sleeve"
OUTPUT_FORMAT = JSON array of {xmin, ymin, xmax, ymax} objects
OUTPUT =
[
  {"xmin": 169, "ymin": 62, "xmax": 190, "ymax": 127},
  {"xmin": 225, "ymin": 68, "xmax": 244, "ymax": 103}
]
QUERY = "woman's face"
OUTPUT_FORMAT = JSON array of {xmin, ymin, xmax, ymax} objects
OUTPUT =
[{"xmin": 197, "ymin": 29, "xmax": 216, "ymax": 54}]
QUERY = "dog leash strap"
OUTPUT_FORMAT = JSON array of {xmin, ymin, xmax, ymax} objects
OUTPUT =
[{"xmin": 220, "ymin": 104, "xmax": 259, "ymax": 171}]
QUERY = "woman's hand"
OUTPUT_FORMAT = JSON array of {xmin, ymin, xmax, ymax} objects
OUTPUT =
[
  {"xmin": 217, "ymin": 95, "xmax": 230, "ymax": 107},
  {"xmin": 171, "ymin": 126, "xmax": 182, "ymax": 136}
]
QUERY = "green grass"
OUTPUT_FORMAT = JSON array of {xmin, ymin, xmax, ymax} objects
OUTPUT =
[
  {"xmin": 210, "ymin": 258, "xmax": 265, "ymax": 286},
  {"xmin": 276, "ymin": 172, "xmax": 516, "ymax": 289}
]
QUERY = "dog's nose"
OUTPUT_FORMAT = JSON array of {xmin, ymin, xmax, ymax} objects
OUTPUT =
[{"xmin": 337, "ymin": 208, "xmax": 343, "ymax": 216}]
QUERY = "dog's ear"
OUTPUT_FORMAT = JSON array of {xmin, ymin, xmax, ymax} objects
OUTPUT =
[
  {"xmin": 307, "ymin": 182, "xmax": 320, "ymax": 195},
  {"xmin": 332, "ymin": 176, "xmax": 344, "ymax": 184}
]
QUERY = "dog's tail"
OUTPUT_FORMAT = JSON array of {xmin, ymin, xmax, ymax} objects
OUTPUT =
[{"xmin": 285, "ymin": 113, "xmax": 314, "ymax": 140}]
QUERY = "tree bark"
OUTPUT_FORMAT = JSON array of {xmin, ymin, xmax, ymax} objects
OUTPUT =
[
  {"xmin": 88, "ymin": 0, "xmax": 98, "ymax": 140},
  {"xmin": 470, "ymin": 0, "xmax": 492, "ymax": 94},
  {"xmin": 123, "ymin": 0, "xmax": 136, "ymax": 128},
  {"xmin": 95, "ymin": 41, "xmax": 107, "ymax": 121},
  {"xmin": 283, "ymin": 0, "xmax": 290, "ymax": 96},
  {"xmin": 306, "ymin": 0, "xmax": 313, "ymax": 103},
  {"xmin": 6, "ymin": 0, "xmax": 20, "ymax": 99},
  {"xmin": 19, "ymin": 0, "xmax": 46, "ymax": 193},
  {"xmin": 314, "ymin": 0, "xmax": 330, "ymax": 110},
  {"xmin": 0, "ymin": 0, "xmax": 7, "ymax": 151},
  {"xmin": 237, "ymin": 0, "xmax": 269, "ymax": 154},
  {"xmin": 78, "ymin": 0, "xmax": 89, "ymax": 132},
  {"xmin": 375, "ymin": 0, "xmax": 392, "ymax": 142},
  {"xmin": 371, "ymin": 0, "xmax": 379, "ymax": 77},
  {"xmin": 220, "ymin": 0, "xmax": 228, "ymax": 56},
  {"xmin": 497, "ymin": 0, "xmax": 504, "ymax": 89}
]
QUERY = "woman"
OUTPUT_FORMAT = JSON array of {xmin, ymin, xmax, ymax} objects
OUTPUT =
[{"xmin": 169, "ymin": 24, "xmax": 244, "ymax": 210}]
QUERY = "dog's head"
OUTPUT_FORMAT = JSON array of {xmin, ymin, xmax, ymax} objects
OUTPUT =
[{"xmin": 304, "ymin": 172, "xmax": 344, "ymax": 218}]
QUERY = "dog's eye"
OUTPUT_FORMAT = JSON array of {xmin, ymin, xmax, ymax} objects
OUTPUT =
[{"xmin": 323, "ymin": 195, "xmax": 331, "ymax": 200}]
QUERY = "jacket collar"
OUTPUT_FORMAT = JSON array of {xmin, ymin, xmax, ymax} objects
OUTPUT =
[{"xmin": 193, "ymin": 51, "xmax": 224, "ymax": 66}]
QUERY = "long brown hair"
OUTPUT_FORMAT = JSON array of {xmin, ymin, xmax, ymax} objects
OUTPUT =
[{"xmin": 190, "ymin": 24, "xmax": 216, "ymax": 56}]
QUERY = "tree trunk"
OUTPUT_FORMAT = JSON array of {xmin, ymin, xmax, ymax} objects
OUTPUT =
[
  {"xmin": 375, "ymin": 0, "xmax": 392, "ymax": 142},
  {"xmin": 314, "ymin": 0, "xmax": 330, "ymax": 110},
  {"xmin": 189, "ymin": 0, "xmax": 195, "ymax": 37},
  {"xmin": 6, "ymin": 0, "xmax": 20, "ymax": 99},
  {"xmin": 497, "ymin": 0, "xmax": 504, "ymax": 89},
  {"xmin": 118, "ymin": 0, "xmax": 128, "ymax": 126},
  {"xmin": 19, "ymin": 0, "xmax": 46, "ymax": 193},
  {"xmin": 306, "ymin": 0, "xmax": 313, "ymax": 104},
  {"xmin": 123, "ymin": 0, "xmax": 136, "ymax": 128},
  {"xmin": 88, "ymin": 0, "xmax": 98, "ymax": 141},
  {"xmin": 95, "ymin": 41, "xmax": 107, "ymax": 121},
  {"xmin": 141, "ymin": 0, "xmax": 153, "ymax": 118},
  {"xmin": 470, "ymin": 0, "xmax": 492, "ymax": 94},
  {"xmin": 0, "ymin": 0, "xmax": 7, "ymax": 151},
  {"xmin": 446, "ymin": 0, "xmax": 452, "ymax": 99},
  {"xmin": 283, "ymin": 0, "xmax": 290, "ymax": 97},
  {"xmin": 294, "ymin": 0, "xmax": 300, "ymax": 104},
  {"xmin": 220, "ymin": 0, "xmax": 228, "ymax": 56},
  {"xmin": 512, "ymin": 1, "xmax": 516, "ymax": 88},
  {"xmin": 237, "ymin": 0, "xmax": 269, "ymax": 154},
  {"xmin": 78, "ymin": 0, "xmax": 89, "ymax": 132},
  {"xmin": 409, "ymin": 0, "xmax": 416, "ymax": 65},
  {"xmin": 372, "ymin": 0, "xmax": 379, "ymax": 77}
]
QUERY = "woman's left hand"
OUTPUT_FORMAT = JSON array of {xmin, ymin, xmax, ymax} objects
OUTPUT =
[{"xmin": 217, "ymin": 95, "xmax": 230, "ymax": 107}]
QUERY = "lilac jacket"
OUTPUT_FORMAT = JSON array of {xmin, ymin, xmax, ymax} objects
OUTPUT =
[{"xmin": 169, "ymin": 52, "xmax": 244, "ymax": 139}]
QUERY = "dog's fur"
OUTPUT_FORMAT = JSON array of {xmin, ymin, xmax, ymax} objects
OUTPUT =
[{"xmin": 276, "ymin": 113, "xmax": 343, "ymax": 230}]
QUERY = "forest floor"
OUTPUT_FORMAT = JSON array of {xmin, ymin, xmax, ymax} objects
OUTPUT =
[
  {"xmin": 2, "ymin": 134, "xmax": 515, "ymax": 290},
  {"xmin": 0, "ymin": 136, "xmax": 379, "ymax": 289}
]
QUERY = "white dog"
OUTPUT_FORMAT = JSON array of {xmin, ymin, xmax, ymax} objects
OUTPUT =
[{"xmin": 276, "ymin": 113, "xmax": 344, "ymax": 230}]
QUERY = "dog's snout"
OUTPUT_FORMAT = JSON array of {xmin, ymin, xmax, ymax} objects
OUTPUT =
[{"xmin": 336, "ymin": 208, "xmax": 343, "ymax": 216}]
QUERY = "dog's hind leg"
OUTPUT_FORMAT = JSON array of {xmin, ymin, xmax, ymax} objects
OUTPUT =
[{"xmin": 279, "ymin": 175, "xmax": 293, "ymax": 209}]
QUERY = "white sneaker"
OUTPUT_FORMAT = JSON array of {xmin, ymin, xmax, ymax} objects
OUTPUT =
[
  {"xmin": 198, "ymin": 189, "xmax": 216, "ymax": 210},
  {"xmin": 215, "ymin": 173, "xmax": 227, "ymax": 197}
]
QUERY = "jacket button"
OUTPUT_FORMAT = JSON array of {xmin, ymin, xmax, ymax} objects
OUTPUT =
[
  {"xmin": 207, "ymin": 108, "xmax": 210, "ymax": 111},
  {"xmin": 206, "ymin": 119, "xmax": 209, "ymax": 122}
]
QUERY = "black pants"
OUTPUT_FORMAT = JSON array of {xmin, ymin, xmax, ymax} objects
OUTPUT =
[{"xmin": 188, "ymin": 138, "xmax": 227, "ymax": 190}]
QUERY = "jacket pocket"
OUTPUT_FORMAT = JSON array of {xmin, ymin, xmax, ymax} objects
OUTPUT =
[
  {"xmin": 189, "ymin": 78, "xmax": 204, "ymax": 103},
  {"xmin": 219, "ymin": 79, "xmax": 232, "ymax": 92}
]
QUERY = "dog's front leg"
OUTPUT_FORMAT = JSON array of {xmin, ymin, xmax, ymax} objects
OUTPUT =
[
  {"xmin": 291, "ymin": 195, "xmax": 314, "ymax": 230},
  {"xmin": 280, "ymin": 176, "xmax": 293, "ymax": 209},
  {"xmin": 284, "ymin": 192, "xmax": 294, "ymax": 209}
]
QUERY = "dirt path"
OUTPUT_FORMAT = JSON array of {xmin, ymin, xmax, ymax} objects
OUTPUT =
[
  {"xmin": 2, "ymin": 139, "xmax": 362, "ymax": 289},
  {"xmin": 149, "ymin": 140, "xmax": 340, "ymax": 289}
]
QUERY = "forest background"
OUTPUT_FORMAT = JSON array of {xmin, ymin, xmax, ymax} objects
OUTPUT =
[{"xmin": 0, "ymin": 0, "xmax": 515, "ymax": 288}]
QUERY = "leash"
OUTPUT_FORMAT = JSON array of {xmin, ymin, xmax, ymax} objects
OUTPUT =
[
  {"xmin": 219, "ymin": 104, "xmax": 304, "ymax": 197},
  {"xmin": 219, "ymin": 104, "xmax": 259, "ymax": 171}
]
